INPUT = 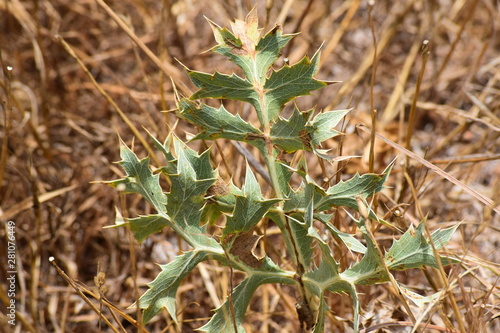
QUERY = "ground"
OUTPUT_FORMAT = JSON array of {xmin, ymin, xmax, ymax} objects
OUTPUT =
[{"xmin": 1, "ymin": 0, "xmax": 499, "ymax": 332}]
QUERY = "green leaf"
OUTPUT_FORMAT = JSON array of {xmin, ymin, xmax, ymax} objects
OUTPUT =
[
  {"xmin": 271, "ymin": 108, "xmax": 312, "ymax": 153},
  {"xmin": 283, "ymin": 181, "xmax": 324, "ymax": 213},
  {"xmin": 139, "ymin": 250, "xmax": 220, "ymax": 323},
  {"xmin": 165, "ymin": 139, "xmax": 214, "ymax": 222},
  {"xmin": 318, "ymin": 162, "xmax": 394, "ymax": 219},
  {"xmin": 156, "ymin": 138, "xmax": 226, "ymax": 250},
  {"xmin": 323, "ymin": 222, "xmax": 367, "ymax": 254},
  {"xmin": 127, "ymin": 214, "xmax": 171, "ymax": 243},
  {"xmin": 311, "ymin": 296, "xmax": 329, "ymax": 333},
  {"xmin": 264, "ymin": 51, "xmax": 327, "ymax": 122},
  {"xmin": 177, "ymin": 98, "xmax": 265, "ymax": 147},
  {"xmin": 271, "ymin": 106, "xmax": 351, "ymax": 157},
  {"xmin": 308, "ymin": 109, "xmax": 351, "ymax": 146},
  {"xmin": 200, "ymin": 268, "xmax": 295, "ymax": 333},
  {"xmin": 189, "ymin": 70, "xmax": 258, "ymax": 106},
  {"xmin": 303, "ymin": 227, "xmax": 341, "ymax": 294},
  {"xmin": 214, "ymin": 26, "xmax": 242, "ymax": 48},
  {"xmin": 385, "ymin": 223, "xmax": 458, "ymax": 270},
  {"xmin": 273, "ymin": 158, "xmax": 294, "ymax": 197},
  {"xmin": 254, "ymin": 27, "xmax": 294, "ymax": 84},
  {"xmin": 223, "ymin": 164, "xmax": 281, "ymax": 237},
  {"xmin": 109, "ymin": 144, "xmax": 167, "ymax": 213},
  {"xmin": 210, "ymin": 11, "xmax": 293, "ymax": 85},
  {"xmin": 189, "ymin": 18, "xmax": 327, "ymax": 126},
  {"xmin": 325, "ymin": 162, "xmax": 393, "ymax": 200},
  {"xmin": 341, "ymin": 227, "xmax": 388, "ymax": 285},
  {"xmin": 430, "ymin": 224, "xmax": 459, "ymax": 250},
  {"xmin": 304, "ymin": 228, "xmax": 362, "ymax": 332},
  {"xmin": 287, "ymin": 206, "xmax": 314, "ymax": 270},
  {"xmin": 148, "ymin": 132, "xmax": 177, "ymax": 174},
  {"xmin": 287, "ymin": 182, "xmax": 319, "ymax": 270}
]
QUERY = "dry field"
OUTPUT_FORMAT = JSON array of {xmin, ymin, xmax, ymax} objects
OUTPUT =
[{"xmin": 1, "ymin": 0, "xmax": 499, "ymax": 332}]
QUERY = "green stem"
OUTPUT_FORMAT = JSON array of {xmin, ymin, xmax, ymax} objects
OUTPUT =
[
  {"xmin": 258, "ymin": 93, "xmax": 312, "ymax": 320},
  {"xmin": 259, "ymin": 95, "xmax": 299, "ymax": 266}
]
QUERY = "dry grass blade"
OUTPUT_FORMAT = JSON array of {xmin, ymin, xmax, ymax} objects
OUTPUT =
[
  {"xmin": 319, "ymin": 0, "xmax": 361, "ymax": 68},
  {"xmin": 327, "ymin": 0, "xmax": 417, "ymax": 109},
  {"xmin": 49, "ymin": 257, "xmax": 149, "ymax": 333},
  {"xmin": 360, "ymin": 321, "xmax": 460, "ymax": 333},
  {"xmin": 94, "ymin": 0, "xmax": 191, "ymax": 97},
  {"xmin": 357, "ymin": 124, "xmax": 500, "ymax": 215},
  {"xmin": 367, "ymin": 1, "xmax": 377, "ymax": 173},
  {"xmin": 464, "ymin": 90, "xmax": 500, "ymax": 126},
  {"xmin": 49, "ymin": 258, "xmax": 124, "ymax": 333},
  {"xmin": 430, "ymin": 154, "xmax": 500, "ymax": 165},
  {"xmin": 0, "ymin": 185, "xmax": 77, "ymax": 220},
  {"xmin": 56, "ymin": 35, "xmax": 160, "ymax": 166},
  {"xmin": 0, "ymin": 53, "xmax": 12, "ymax": 192},
  {"xmin": 417, "ymin": 101, "xmax": 500, "ymax": 132}
]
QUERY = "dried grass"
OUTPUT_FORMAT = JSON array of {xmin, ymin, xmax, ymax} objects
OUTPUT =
[{"xmin": 1, "ymin": 0, "xmax": 499, "ymax": 332}]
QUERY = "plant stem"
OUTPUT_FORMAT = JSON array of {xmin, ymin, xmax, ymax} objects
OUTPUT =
[{"xmin": 258, "ymin": 92, "xmax": 313, "ymax": 326}]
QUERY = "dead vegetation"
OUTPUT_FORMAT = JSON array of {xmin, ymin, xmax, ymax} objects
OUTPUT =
[{"xmin": 1, "ymin": 0, "xmax": 499, "ymax": 332}]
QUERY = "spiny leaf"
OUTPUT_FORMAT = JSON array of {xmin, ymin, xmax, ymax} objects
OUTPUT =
[
  {"xmin": 287, "ymin": 213, "xmax": 313, "ymax": 271},
  {"xmin": 166, "ymin": 138, "xmax": 214, "ymax": 206},
  {"xmin": 341, "ymin": 227, "xmax": 388, "ymax": 285},
  {"xmin": 271, "ymin": 107, "xmax": 312, "ymax": 153},
  {"xmin": 127, "ymin": 214, "xmax": 171, "ymax": 243},
  {"xmin": 323, "ymin": 222, "xmax": 367, "ymax": 254},
  {"xmin": 109, "ymin": 144, "xmax": 167, "ymax": 213},
  {"xmin": 144, "ymin": 136, "xmax": 220, "ymax": 248},
  {"xmin": 254, "ymin": 26, "xmax": 294, "ymax": 84},
  {"xmin": 430, "ymin": 223, "xmax": 460, "ymax": 250},
  {"xmin": 283, "ymin": 181, "xmax": 324, "ymax": 213},
  {"xmin": 287, "ymin": 184, "xmax": 317, "ymax": 270},
  {"xmin": 200, "ymin": 269, "xmax": 295, "ymax": 333},
  {"xmin": 308, "ymin": 109, "xmax": 351, "ymax": 146},
  {"xmin": 189, "ymin": 70, "xmax": 258, "ymax": 105},
  {"xmin": 385, "ymin": 222, "xmax": 458, "ymax": 270},
  {"xmin": 325, "ymin": 161, "xmax": 393, "ymax": 199},
  {"xmin": 177, "ymin": 98, "xmax": 265, "ymax": 148},
  {"xmin": 209, "ymin": 10, "xmax": 293, "ymax": 85},
  {"xmin": 139, "ymin": 250, "xmax": 222, "ymax": 324},
  {"xmin": 271, "ymin": 108, "xmax": 350, "ymax": 157},
  {"xmin": 189, "ymin": 18, "xmax": 326, "ymax": 126},
  {"xmin": 303, "ymin": 228, "xmax": 364, "ymax": 331},
  {"xmin": 148, "ymin": 131, "xmax": 177, "ymax": 174},
  {"xmin": 273, "ymin": 158, "xmax": 294, "ymax": 197},
  {"xmin": 303, "ymin": 227, "xmax": 341, "ymax": 294},
  {"xmin": 318, "ymin": 162, "xmax": 394, "ymax": 220},
  {"xmin": 223, "ymin": 164, "xmax": 281, "ymax": 237},
  {"xmin": 264, "ymin": 50, "xmax": 327, "ymax": 122}
]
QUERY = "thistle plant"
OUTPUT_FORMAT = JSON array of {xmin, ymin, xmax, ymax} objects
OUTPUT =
[{"xmin": 108, "ymin": 11, "xmax": 457, "ymax": 332}]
